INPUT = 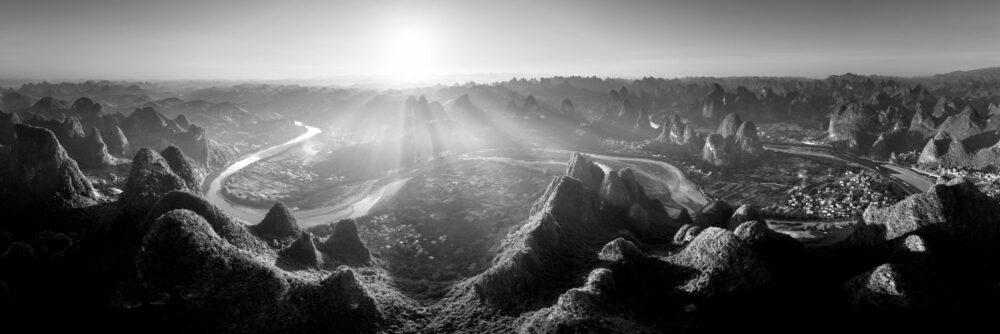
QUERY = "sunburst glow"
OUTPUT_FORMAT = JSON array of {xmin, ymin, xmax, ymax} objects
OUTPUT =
[{"xmin": 381, "ymin": 22, "xmax": 439, "ymax": 81}]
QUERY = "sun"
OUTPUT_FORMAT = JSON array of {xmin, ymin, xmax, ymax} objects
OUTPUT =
[{"xmin": 381, "ymin": 24, "xmax": 439, "ymax": 80}]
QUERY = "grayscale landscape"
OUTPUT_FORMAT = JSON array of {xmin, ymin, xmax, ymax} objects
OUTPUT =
[{"xmin": 2, "ymin": 0, "xmax": 999, "ymax": 332}]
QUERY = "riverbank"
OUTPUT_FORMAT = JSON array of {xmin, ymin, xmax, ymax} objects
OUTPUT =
[
  {"xmin": 763, "ymin": 143, "xmax": 936, "ymax": 194},
  {"xmin": 203, "ymin": 122, "xmax": 322, "ymax": 224},
  {"xmin": 221, "ymin": 144, "xmax": 318, "ymax": 207},
  {"xmin": 203, "ymin": 122, "xmax": 933, "ymax": 249}
]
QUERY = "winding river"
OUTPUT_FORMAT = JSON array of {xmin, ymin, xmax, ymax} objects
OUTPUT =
[
  {"xmin": 203, "ymin": 122, "xmax": 415, "ymax": 227},
  {"xmin": 543, "ymin": 149, "xmax": 711, "ymax": 212},
  {"xmin": 457, "ymin": 148, "xmax": 711, "ymax": 214},
  {"xmin": 203, "ymin": 122, "xmax": 935, "ymax": 232},
  {"xmin": 203, "ymin": 122, "xmax": 322, "ymax": 223},
  {"xmin": 763, "ymin": 143, "xmax": 936, "ymax": 195}
]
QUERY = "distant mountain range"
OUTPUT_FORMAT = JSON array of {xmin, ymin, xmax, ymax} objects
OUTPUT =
[
  {"xmin": 3, "ymin": 67, "xmax": 999, "ymax": 88},
  {"xmin": 929, "ymin": 67, "xmax": 1000, "ymax": 82}
]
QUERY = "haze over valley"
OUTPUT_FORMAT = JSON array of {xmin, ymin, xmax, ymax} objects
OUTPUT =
[{"xmin": 2, "ymin": 0, "xmax": 1000, "ymax": 332}]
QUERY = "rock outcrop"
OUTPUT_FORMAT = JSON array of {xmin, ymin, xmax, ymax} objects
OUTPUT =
[
  {"xmin": 668, "ymin": 115, "xmax": 686, "ymax": 144},
  {"xmin": 733, "ymin": 121, "xmax": 763, "ymax": 156},
  {"xmin": 475, "ymin": 176, "xmax": 602, "ymax": 310},
  {"xmin": 827, "ymin": 102, "xmax": 880, "ymax": 153},
  {"xmin": 449, "ymin": 94, "xmax": 488, "ymax": 125},
  {"xmin": 702, "ymin": 133, "xmax": 734, "ymax": 167},
  {"xmin": 916, "ymin": 127, "xmax": 1000, "ymax": 170},
  {"xmin": 717, "ymin": 113, "xmax": 743, "ymax": 138},
  {"xmin": 727, "ymin": 204, "xmax": 760, "ymax": 230},
  {"xmin": 118, "ymin": 148, "xmax": 197, "ymax": 217},
  {"xmin": 597, "ymin": 168, "xmax": 663, "ymax": 237},
  {"xmin": 473, "ymin": 152, "xmax": 688, "ymax": 315},
  {"xmin": 599, "ymin": 171, "xmax": 632, "ymax": 209},
  {"xmin": 733, "ymin": 220, "xmax": 807, "ymax": 279},
  {"xmin": 683, "ymin": 99, "xmax": 770, "ymax": 164},
  {"xmin": 916, "ymin": 130, "xmax": 958, "ymax": 167},
  {"xmin": 68, "ymin": 97, "xmax": 102, "ymax": 116},
  {"xmin": 633, "ymin": 108, "xmax": 655, "ymax": 138},
  {"xmin": 4, "ymin": 124, "xmax": 97, "ymax": 209},
  {"xmin": 139, "ymin": 191, "xmax": 269, "ymax": 253},
  {"xmin": 104, "ymin": 126, "xmax": 129, "ymax": 156},
  {"xmin": 888, "ymin": 234, "xmax": 932, "ymax": 268},
  {"xmin": 521, "ymin": 95, "xmax": 541, "ymax": 118},
  {"xmin": 1, "ymin": 92, "xmax": 33, "ymax": 111},
  {"xmin": 29, "ymin": 97, "xmax": 68, "ymax": 116},
  {"xmin": 321, "ymin": 219, "xmax": 371, "ymax": 266},
  {"xmin": 25, "ymin": 116, "xmax": 113, "ymax": 169},
  {"xmin": 702, "ymin": 84, "xmax": 727, "ymax": 121},
  {"xmin": 75, "ymin": 127, "xmax": 114, "ymax": 168},
  {"xmin": 159, "ymin": 146, "xmax": 202, "ymax": 192},
  {"xmin": 565, "ymin": 152, "xmax": 604, "ymax": 191},
  {"xmin": 254, "ymin": 202, "xmax": 301, "ymax": 240},
  {"xmin": 0, "ymin": 111, "xmax": 21, "ymax": 145},
  {"xmin": 520, "ymin": 267, "xmax": 652, "ymax": 333},
  {"xmin": 133, "ymin": 208, "xmax": 379, "ymax": 332},
  {"xmin": 283, "ymin": 232, "xmax": 321, "ymax": 267},
  {"xmin": 841, "ymin": 263, "xmax": 934, "ymax": 312},
  {"xmin": 936, "ymin": 106, "xmax": 986, "ymax": 141},
  {"xmin": 682, "ymin": 125, "xmax": 704, "ymax": 155},
  {"xmin": 908, "ymin": 103, "xmax": 937, "ymax": 140},
  {"xmin": 120, "ymin": 107, "xmax": 227, "ymax": 167},
  {"xmin": 672, "ymin": 224, "xmax": 704, "ymax": 245},
  {"xmin": 845, "ymin": 177, "xmax": 1000, "ymax": 257},
  {"xmin": 174, "ymin": 114, "xmax": 190, "ymax": 130},
  {"xmin": 694, "ymin": 200, "xmax": 734, "ymax": 228},
  {"xmin": 555, "ymin": 98, "xmax": 587, "ymax": 126},
  {"xmin": 665, "ymin": 227, "xmax": 775, "ymax": 306}
]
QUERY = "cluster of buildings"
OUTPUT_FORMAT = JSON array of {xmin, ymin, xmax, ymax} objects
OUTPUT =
[
  {"xmin": 937, "ymin": 168, "xmax": 1000, "ymax": 200},
  {"xmin": 756, "ymin": 127, "xmax": 824, "ymax": 145},
  {"xmin": 766, "ymin": 170, "xmax": 900, "ymax": 219}
]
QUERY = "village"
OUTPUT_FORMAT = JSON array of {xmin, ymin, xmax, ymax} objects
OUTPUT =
[{"xmin": 765, "ymin": 169, "xmax": 903, "ymax": 219}]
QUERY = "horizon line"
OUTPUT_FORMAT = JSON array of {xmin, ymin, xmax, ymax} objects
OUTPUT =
[{"xmin": 2, "ymin": 66, "xmax": 997, "ymax": 88}]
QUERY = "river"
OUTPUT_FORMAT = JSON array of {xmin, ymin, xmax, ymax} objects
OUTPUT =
[
  {"xmin": 203, "ymin": 122, "xmax": 416, "ymax": 227},
  {"xmin": 202, "ymin": 123, "xmax": 935, "ymax": 233},
  {"xmin": 457, "ymin": 148, "xmax": 711, "ymax": 214},
  {"xmin": 763, "ymin": 143, "xmax": 936, "ymax": 194},
  {"xmin": 203, "ymin": 122, "xmax": 322, "ymax": 223}
]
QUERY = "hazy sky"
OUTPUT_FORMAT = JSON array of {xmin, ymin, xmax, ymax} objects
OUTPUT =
[{"xmin": 1, "ymin": 0, "xmax": 998, "ymax": 81}]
